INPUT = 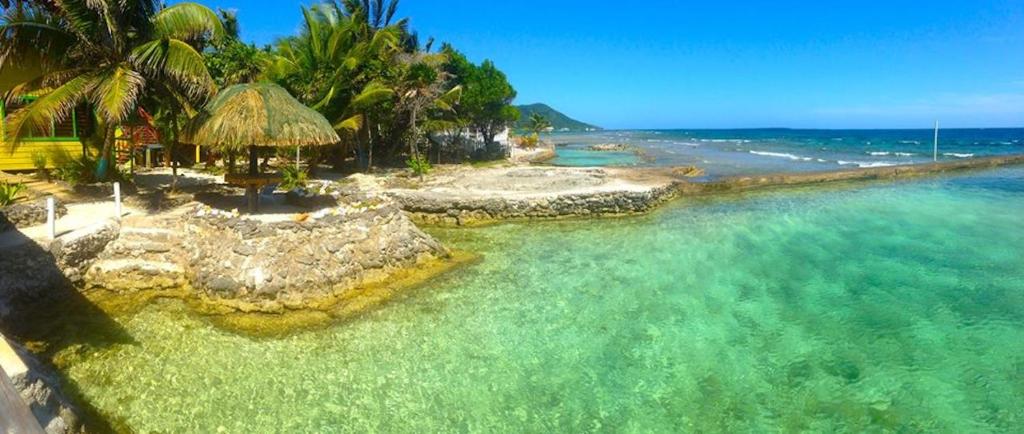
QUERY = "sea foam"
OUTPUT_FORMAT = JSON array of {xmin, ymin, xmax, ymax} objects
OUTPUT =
[
  {"xmin": 943, "ymin": 153, "xmax": 974, "ymax": 158},
  {"xmin": 749, "ymin": 150, "xmax": 814, "ymax": 161},
  {"xmin": 838, "ymin": 160, "xmax": 898, "ymax": 168}
]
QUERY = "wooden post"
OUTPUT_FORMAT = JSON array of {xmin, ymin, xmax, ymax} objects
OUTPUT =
[
  {"xmin": 248, "ymin": 146, "xmax": 259, "ymax": 213},
  {"xmin": 46, "ymin": 197, "xmax": 55, "ymax": 240},
  {"xmin": 195, "ymin": 145, "xmax": 201, "ymax": 166},
  {"xmin": 113, "ymin": 182, "xmax": 122, "ymax": 220}
]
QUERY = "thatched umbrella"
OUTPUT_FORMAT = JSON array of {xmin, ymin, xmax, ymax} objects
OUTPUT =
[{"xmin": 185, "ymin": 83, "xmax": 340, "ymax": 211}]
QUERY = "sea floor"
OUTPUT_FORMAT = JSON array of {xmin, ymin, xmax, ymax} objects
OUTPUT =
[{"xmin": 56, "ymin": 167, "xmax": 1024, "ymax": 432}]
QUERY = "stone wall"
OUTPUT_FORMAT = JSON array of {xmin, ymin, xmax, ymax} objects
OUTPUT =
[
  {"xmin": 2, "ymin": 336, "xmax": 81, "ymax": 434},
  {"xmin": 392, "ymin": 185, "xmax": 678, "ymax": 226},
  {"xmin": 184, "ymin": 203, "xmax": 450, "ymax": 313},
  {"xmin": 0, "ymin": 220, "xmax": 118, "ymax": 322},
  {"xmin": 0, "ymin": 200, "xmax": 68, "ymax": 233}
]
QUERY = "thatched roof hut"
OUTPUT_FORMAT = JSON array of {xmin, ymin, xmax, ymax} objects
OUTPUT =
[
  {"xmin": 184, "ymin": 83, "xmax": 340, "ymax": 212},
  {"xmin": 184, "ymin": 82, "xmax": 339, "ymax": 150}
]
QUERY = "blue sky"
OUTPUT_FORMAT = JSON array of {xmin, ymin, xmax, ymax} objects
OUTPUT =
[{"xmin": 190, "ymin": 0, "xmax": 1024, "ymax": 129}]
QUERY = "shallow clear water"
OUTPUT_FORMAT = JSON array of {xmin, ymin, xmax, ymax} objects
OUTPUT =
[
  {"xmin": 551, "ymin": 128, "xmax": 1024, "ymax": 177},
  {"xmin": 550, "ymin": 147, "xmax": 643, "ymax": 167},
  {"xmin": 63, "ymin": 168, "xmax": 1024, "ymax": 432}
]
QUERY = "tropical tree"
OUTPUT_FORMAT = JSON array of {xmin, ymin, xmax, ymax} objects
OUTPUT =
[
  {"xmin": 0, "ymin": 1, "xmax": 224, "ymax": 179},
  {"xmin": 528, "ymin": 113, "xmax": 552, "ymax": 136},
  {"xmin": 205, "ymin": 9, "xmax": 270, "ymax": 87}
]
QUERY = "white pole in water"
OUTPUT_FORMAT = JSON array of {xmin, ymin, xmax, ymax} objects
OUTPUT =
[
  {"xmin": 46, "ymin": 196, "xmax": 56, "ymax": 240},
  {"xmin": 933, "ymin": 121, "xmax": 940, "ymax": 162},
  {"xmin": 113, "ymin": 182, "xmax": 122, "ymax": 220}
]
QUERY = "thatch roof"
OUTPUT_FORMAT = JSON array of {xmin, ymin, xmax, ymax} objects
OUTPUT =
[{"xmin": 184, "ymin": 83, "xmax": 339, "ymax": 150}]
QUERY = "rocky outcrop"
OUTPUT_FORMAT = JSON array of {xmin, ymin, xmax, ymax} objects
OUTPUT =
[
  {"xmin": 0, "ymin": 200, "xmax": 68, "ymax": 232},
  {"xmin": 391, "ymin": 185, "xmax": 678, "ymax": 226},
  {"xmin": 2, "ymin": 335, "xmax": 81, "ymax": 434},
  {"xmin": 588, "ymin": 143, "xmax": 632, "ymax": 152},
  {"xmin": 183, "ymin": 203, "xmax": 449, "ymax": 313}
]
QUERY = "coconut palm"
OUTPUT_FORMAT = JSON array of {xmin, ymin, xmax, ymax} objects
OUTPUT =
[
  {"xmin": 0, "ymin": 1, "xmax": 224, "ymax": 178},
  {"xmin": 528, "ymin": 113, "xmax": 552, "ymax": 136}
]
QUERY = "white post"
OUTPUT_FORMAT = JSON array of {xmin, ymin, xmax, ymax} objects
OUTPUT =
[
  {"xmin": 933, "ymin": 121, "xmax": 939, "ymax": 162},
  {"xmin": 46, "ymin": 197, "xmax": 56, "ymax": 240},
  {"xmin": 296, "ymin": 146, "xmax": 301, "ymax": 172},
  {"xmin": 113, "ymin": 182, "xmax": 122, "ymax": 220}
]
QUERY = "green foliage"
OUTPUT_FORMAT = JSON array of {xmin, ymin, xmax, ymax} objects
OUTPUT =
[
  {"xmin": 280, "ymin": 165, "xmax": 309, "ymax": 191},
  {"xmin": 31, "ymin": 151, "xmax": 47, "ymax": 171},
  {"xmin": 405, "ymin": 154, "xmax": 432, "ymax": 177},
  {"xmin": 1, "ymin": 1, "xmax": 223, "ymax": 180},
  {"xmin": 205, "ymin": 38, "xmax": 271, "ymax": 87},
  {"xmin": 528, "ymin": 113, "xmax": 552, "ymax": 135},
  {"xmin": 0, "ymin": 181, "xmax": 26, "ymax": 206},
  {"xmin": 516, "ymin": 134, "xmax": 540, "ymax": 149},
  {"xmin": 443, "ymin": 46, "xmax": 519, "ymax": 150}
]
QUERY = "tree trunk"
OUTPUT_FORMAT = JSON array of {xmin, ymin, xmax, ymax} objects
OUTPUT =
[{"xmin": 97, "ymin": 125, "xmax": 116, "ymax": 181}]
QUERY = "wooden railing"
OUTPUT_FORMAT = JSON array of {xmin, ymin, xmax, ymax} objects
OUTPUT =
[{"xmin": 0, "ymin": 367, "xmax": 44, "ymax": 434}]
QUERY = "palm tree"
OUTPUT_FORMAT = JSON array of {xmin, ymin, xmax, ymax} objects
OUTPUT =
[
  {"xmin": 271, "ymin": 1, "xmax": 405, "ymax": 169},
  {"xmin": 528, "ymin": 113, "xmax": 552, "ymax": 136},
  {"xmin": 0, "ymin": 1, "xmax": 224, "ymax": 179}
]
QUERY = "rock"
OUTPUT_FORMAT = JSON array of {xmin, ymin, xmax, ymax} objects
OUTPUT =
[
  {"xmin": 4, "ymin": 336, "xmax": 82, "ymax": 434},
  {"xmin": 48, "ymin": 219, "xmax": 120, "ymax": 277},
  {"xmin": 183, "ymin": 201, "xmax": 449, "ymax": 313},
  {"xmin": 232, "ymin": 244, "xmax": 257, "ymax": 256},
  {"xmin": 0, "ymin": 199, "xmax": 68, "ymax": 231},
  {"xmin": 588, "ymin": 143, "xmax": 631, "ymax": 151}
]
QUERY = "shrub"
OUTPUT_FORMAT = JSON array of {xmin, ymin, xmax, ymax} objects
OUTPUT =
[
  {"xmin": 406, "ymin": 155, "xmax": 432, "ymax": 177},
  {"xmin": 280, "ymin": 164, "xmax": 308, "ymax": 191},
  {"xmin": 516, "ymin": 134, "xmax": 540, "ymax": 149},
  {"xmin": 0, "ymin": 182, "xmax": 26, "ymax": 206},
  {"xmin": 31, "ymin": 151, "xmax": 48, "ymax": 177}
]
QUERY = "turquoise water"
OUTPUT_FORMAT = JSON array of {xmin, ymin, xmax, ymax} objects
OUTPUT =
[
  {"xmin": 550, "ymin": 147, "xmax": 643, "ymax": 167},
  {"xmin": 63, "ymin": 168, "xmax": 1024, "ymax": 432},
  {"xmin": 551, "ymin": 128, "xmax": 1024, "ymax": 177}
]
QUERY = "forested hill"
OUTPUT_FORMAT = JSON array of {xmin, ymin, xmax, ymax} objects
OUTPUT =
[{"xmin": 515, "ymin": 103, "xmax": 601, "ymax": 131}]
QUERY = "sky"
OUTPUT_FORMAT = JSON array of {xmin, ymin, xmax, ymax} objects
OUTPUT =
[{"xmin": 187, "ymin": 0, "xmax": 1024, "ymax": 130}]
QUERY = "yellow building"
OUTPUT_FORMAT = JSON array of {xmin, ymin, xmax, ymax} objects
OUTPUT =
[{"xmin": 0, "ymin": 98, "xmax": 89, "ymax": 172}]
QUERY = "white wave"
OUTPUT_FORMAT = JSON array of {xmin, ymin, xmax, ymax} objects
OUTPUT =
[
  {"xmin": 868, "ymin": 151, "xmax": 915, "ymax": 157},
  {"xmin": 838, "ymin": 160, "xmax": 898, "ymax": 168},
  {"xmin": 749, "ymin": 150, "xmax": 814, "ymax": 161},
  {"xmin": 899, "ymin": 140, "xmax": 921, "ymax": 145},
  {"xmin": 943, "ymin": 153, "xmax": 974, "ymax": 158},
  {"xmin": 703, "ymin": 139, "xmax": 752, "ymax": 143}
]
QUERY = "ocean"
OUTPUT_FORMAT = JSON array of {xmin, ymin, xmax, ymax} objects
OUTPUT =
[
  {"xmin": 549, "ymin": 128, "xmax": 1024, "ymax": 177},
  {"xmin": 57, "ymin": 166, "xmax": 1024, "ymax": 432}
]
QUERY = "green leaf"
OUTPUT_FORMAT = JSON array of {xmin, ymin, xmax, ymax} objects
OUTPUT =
[
  {"xmin": 152, "ymin": 2, "xmax": 226, "ymax": 42},
  {"xmin": 131, "ymin": 38, "xmax": 216, "ymax": 99},
  {"xmin": 92, "ymin": 65, "xmax": 144, "ymax": 123},
  {"xmin": 4, "ymin": 73, "xmax": 95, "ymax": 148}
]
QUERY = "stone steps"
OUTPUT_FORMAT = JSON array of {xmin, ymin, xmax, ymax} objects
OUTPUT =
[{"xmin": 85, "ymin": 258, "xmax": 186, "ymax": 291}]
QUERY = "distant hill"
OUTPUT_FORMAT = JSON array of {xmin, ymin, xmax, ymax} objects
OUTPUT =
[{"xmin": 515, "ymin": 103, "xmax": 601, "ymax": 132}]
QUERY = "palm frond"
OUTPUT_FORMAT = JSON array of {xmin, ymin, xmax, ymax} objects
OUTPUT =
[
  {"xmin": 152, "ymin": 2, "xmax": 226, "ymax": 43},
  {"xmin": 92, "ymin": 65, "xmax": 144, "ymax": 123},
  {"xmin": 334, "ymin": 113, "xmax": 363, "ymax": 132},
  {"xmin": 131, "ymin": 37, "xmax": 215, "ymax": 100},
  {"xmin": 4, "ymin": 73, "xmax": 95, "ymax": 148},
  {"xmin": 350, "ymin": 81, "xmax": 394, "ymax": 109},
  {"xmin": 434, "ymin": 85, "xmax": 462, "ymax": 111}
]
